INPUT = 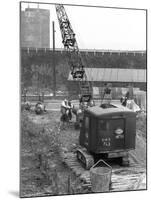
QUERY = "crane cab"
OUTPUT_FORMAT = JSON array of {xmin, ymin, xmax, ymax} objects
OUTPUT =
[{"xmin": 79, "ymin": 104, "xmax": 136, "ymax": 164}]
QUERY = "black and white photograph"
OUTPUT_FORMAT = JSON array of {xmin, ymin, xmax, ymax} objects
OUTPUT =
[{"xmin": 20, "ymin": 1, "xmax": 147, "ymax": 198}]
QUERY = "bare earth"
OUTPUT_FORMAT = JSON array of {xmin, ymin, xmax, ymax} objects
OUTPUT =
[{"xmin": 20, "ymin": 110, "xmax": 146, "ymax": 197}]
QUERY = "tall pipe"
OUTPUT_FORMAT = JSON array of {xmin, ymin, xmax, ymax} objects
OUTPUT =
[{"xmin": 52, "ymin": 21, "xmax": 56, "ymax": 97}]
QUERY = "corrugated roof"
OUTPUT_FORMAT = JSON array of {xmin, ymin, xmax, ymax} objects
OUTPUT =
[{"xmin": 68, "ymin": 68, "xmax": 146, "ymax": 82}]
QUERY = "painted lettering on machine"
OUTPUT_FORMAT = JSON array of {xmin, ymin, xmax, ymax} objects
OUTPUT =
[{"xmin": 101, "ymin": 137, "xmax": 111, "ymax": 147}]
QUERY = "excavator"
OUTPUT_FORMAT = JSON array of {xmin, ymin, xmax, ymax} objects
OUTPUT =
[{"xmin": 55, "ymin": 4, "xmax": 136, "ymax": 169}]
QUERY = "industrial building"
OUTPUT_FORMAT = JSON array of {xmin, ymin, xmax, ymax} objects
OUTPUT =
[{"xmin": 21, "ymin": 8, "xmax": 50, "ymax": 48}]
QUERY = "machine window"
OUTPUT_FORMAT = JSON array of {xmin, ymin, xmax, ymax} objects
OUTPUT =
[
  {"xmin": 99, "ymin": 119, "xmax": 124, "ymax": 132},
  {"xmin": 99, "ymin": 120, "xmax": 110, "ymax": 131}
]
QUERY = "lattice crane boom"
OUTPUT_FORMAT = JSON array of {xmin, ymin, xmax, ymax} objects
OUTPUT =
[{"xmin": 55, "ymin": 4, "xmax": 92, "ymax": 99}]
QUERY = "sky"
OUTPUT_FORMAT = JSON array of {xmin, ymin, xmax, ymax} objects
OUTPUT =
[{"xmin": 21, "ymin": 2, "xmax": 146, "ymax": 50}]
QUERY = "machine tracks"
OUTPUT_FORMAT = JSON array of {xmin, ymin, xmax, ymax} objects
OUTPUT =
[
  {"xmin": 46, "ymin": 123, "xmax": 146, "ymax": 192},
  {"xmin": 60, "ymin": 148, "xmax": 146, "ymax": 192}
]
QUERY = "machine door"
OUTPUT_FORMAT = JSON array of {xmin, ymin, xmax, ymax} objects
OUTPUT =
[{"xmin": 98, "ymin": 118, "xmax": 125, "ymax": 151}]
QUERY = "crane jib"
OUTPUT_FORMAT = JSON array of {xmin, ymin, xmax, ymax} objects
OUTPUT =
[{"xmin": 55, "ymin": 4, "xmax": 92, "ymax": 98}]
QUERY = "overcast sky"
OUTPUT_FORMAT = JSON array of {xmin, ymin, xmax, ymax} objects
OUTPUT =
[{"xmin": 21, "ymin": 2, "xmax": 146, "ymax": 50}]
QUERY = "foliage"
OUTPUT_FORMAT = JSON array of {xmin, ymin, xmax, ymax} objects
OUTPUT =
[
  {"xmin": 21, "ymin": 112, "xmax": 61, "ymax": 196},
  {"xmin": 21, "ymin": 49, "xmax": 146, "ymax": 92}
]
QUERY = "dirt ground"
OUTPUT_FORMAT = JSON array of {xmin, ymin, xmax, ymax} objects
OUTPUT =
[
  {"xmin": 20, "ymin": 109, "xmax": 146, "ymax": 197},
  {"xmin": 20, "ymin": 111, "xmax": 85, "ymax": 197}
]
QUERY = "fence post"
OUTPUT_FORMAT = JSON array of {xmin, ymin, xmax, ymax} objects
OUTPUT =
[
  {"xmin": 67, "ymin": 175, "xmax": 71, "ymax": 194},
  {"xmin": 54, "ymin": 169, "xmax": 59, "ymax": 194}
]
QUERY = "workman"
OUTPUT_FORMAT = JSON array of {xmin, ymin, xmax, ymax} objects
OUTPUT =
[
  {"xmin": 125, "ymin": 91, "xmax": 130, "ymax": 100},
  {"xmin": 61, "ymin": 98, "xmax": 73, "ymax": 120},
  {"xmin": 104, "ymin": 83, "xmax": 111, "ymax": 95},
  {"xmin": 103, "ymin": 83, "xmax": 112, "ymax": 104},
  {"xmin": 61, "ymin": 99, "xmax": 70, "ymax": 109},
  {"xmin": 121, "ymin": 96, "xmax": 127, "ymax": 107},
  {"xmin": 35, "ymin": 101, "xmax": 46, "ymax": 113},
  {"xmin": 121, "ymin": 91, "xmax": 130, "ymax": 107},
  {"xmin": 61, "ymin": 98, "xmax": 73, "ymax": 111},
  {"xmin": 24, "ymin": 101, "xmax": 31, "ymax": 111}
]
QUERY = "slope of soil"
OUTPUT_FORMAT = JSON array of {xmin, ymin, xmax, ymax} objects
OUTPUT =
[
  {"xmin": 20, "ymin": 110, "xmax": 147, "ymax": 197},
  {"xmin": 20, "ymin": 111, "xmax": 85, "ymax": 197}
]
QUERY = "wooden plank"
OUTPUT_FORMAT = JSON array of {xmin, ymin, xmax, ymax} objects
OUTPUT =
[{"xmin": 60, "ymin": 147, "xmax": 146, "ymax": 192}]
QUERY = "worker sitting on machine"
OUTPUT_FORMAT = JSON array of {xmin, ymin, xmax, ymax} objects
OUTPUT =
[
  {"xmin": 60, "ymin": 98, "xmax": 73, "ymax": 122},
  {"xmin": 101, "ymin": 83, "xmax": 112, "ymax": 105}
]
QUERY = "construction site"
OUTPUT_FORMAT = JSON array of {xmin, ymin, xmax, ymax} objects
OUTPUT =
[{"xmin": 20, "ymin": 2, "xmax": 147, "ymax": 198}]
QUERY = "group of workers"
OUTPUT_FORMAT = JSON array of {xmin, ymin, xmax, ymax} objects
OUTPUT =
[
  {"xmin": 60, "ymin": 85, "xmax": 109, "ymax": 122},
  {"xmin": 60, "ymin": 83, "xmax": 132, "ymax": 122},
  {"xmin": 101, "ymin": 83, "xmax": 131, "ymax": 107},
  {"xmin": 23, "ymin": 83, "xmax": 132, "ymax": 120}
]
